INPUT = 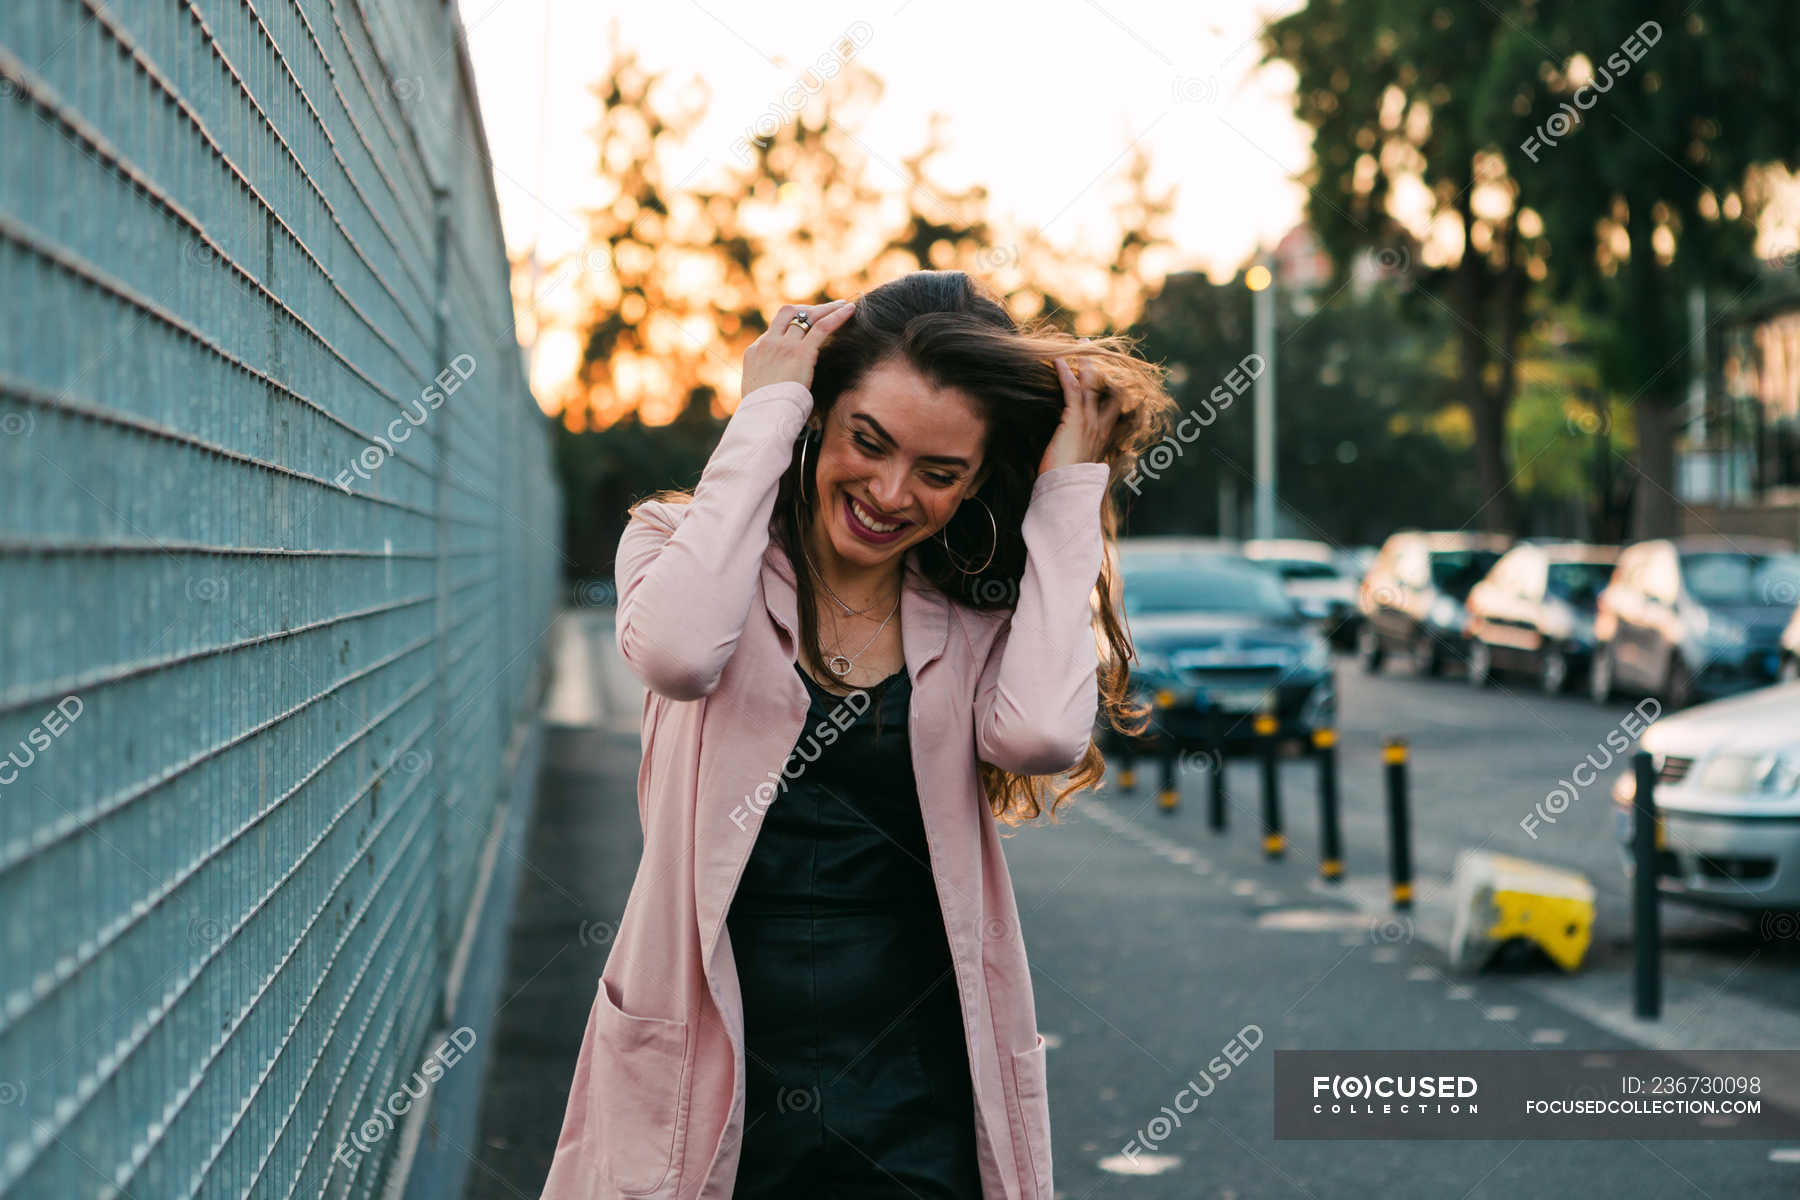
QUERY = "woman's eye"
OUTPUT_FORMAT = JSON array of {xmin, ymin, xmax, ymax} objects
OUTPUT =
[
  {"xmin": 852, "ymin": 434, "xmax": 882, "ymax": 454},
  {"xmin": 925, "ymin": 473, "xmax": 959, "ymax": 488}
]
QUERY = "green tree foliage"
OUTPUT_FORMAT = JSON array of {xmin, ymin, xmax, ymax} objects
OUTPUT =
[
  {"xmin": 1124, "ymin": 269, "xmax": 1473, "ymax": 544},
  {"xmin": 1523, "ymin": 3, "xmax": 1798, "ymax": 535},
  {"xmin": 1263, "ymin": 0, "xmax": 1558, "ymax": 532}
]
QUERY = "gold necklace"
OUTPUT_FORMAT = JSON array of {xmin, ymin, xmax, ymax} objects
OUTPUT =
[{"xmin": 820, "ymin": 592, "xmax": 901, "ymax": 677}]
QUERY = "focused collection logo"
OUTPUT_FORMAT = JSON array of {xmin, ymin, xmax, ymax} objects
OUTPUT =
[{"xmin": 1311, "ymin": 1073, "xmax": 1480, "ymax": 1115}]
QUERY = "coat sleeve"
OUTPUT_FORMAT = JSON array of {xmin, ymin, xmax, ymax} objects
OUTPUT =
[
  {"xmin": 614, "ymin": 380, "xmax": 812, "ymax": 699},
  {"xmin": 972, "ymin": 461, "xmax": 1111, "ymax": 775}
]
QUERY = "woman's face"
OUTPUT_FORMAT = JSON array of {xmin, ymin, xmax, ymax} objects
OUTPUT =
[{"xmin": 808, "ymin": 357, "xmax": 989, "ymax": 571}]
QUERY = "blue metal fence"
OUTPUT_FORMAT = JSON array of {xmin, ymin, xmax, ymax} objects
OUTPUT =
[{"xmin": 0, "ymin": 2, "xmax": 562, "ymax": 1197}]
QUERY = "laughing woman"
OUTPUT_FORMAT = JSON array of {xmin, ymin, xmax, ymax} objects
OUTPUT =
[{"xmin": 539, "ymin": 270, "xmax": 1171, "ymax": 1200}]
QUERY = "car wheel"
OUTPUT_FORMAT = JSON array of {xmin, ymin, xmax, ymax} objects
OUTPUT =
[
  {"xmin": 1663, "ymin": 657, "xmax": 1694, "ymax": 710},
  {"xmin": 1540, "ymin": 647, "xmax": 1570, "ymax": 696},
  {"xmin": 1411, "ymin": 632, "xmax": 1441, "ymax": 677},
  {"xmin": 1357, "ymin": 624, "xmax": 1385, "ymax": 673},
  {"xmin": 1467, "ymin": 639, "xmax": 1493, "ymax": 688},
  {"xmin": 1589, "ymin": 643, "xmax": 1617, "ymax": 704}
]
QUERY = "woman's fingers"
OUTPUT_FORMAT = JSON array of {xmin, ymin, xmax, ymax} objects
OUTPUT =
[
  {"xmin": 812, "ymin": 299, "xmax": 856, "ymax": 334},
  {"xmin": 774, "ymin": 298, "xmax": 852, "ymax": 337}
]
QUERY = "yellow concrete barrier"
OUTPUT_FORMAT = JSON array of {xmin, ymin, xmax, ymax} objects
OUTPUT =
[{"xmin": 1448, "ymin": 850, "xmax": 1595, "ymax": 973}]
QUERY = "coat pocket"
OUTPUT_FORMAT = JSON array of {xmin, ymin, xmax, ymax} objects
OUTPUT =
[
  {"xmin": 1007, "ymin": 1033, "xmax": 1054, "ymax": 1199},
  {"xmin": 592, "ymin": 976, "xmax": 691, "ymax": 1196}
]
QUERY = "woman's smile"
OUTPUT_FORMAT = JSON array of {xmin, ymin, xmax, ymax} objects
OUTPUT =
[{"xmin": 839, "ymin": 491, "xmax": 914, "ymax": 544}]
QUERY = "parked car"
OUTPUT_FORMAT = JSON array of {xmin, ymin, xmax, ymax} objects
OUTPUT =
[
  {"xmin": 1590, "ymin": 537, "xmax": 1800, "ymax": 708},
  {"xmin": 1104, "ymin": 545, "xmax": 1335, "ymax": 753},
  {"xmin": 1356, "ymin": 531, "xmax": 1511, "ymax": 677},
  {"xmin": 1611, "ymin": 681, "xmax": 1800, "ymax": 912},
  {"xmin": 1242, "ymin": 538, "xmax": 1360, "ymax": 649},
  {"xmin": 1464, "ymin": 541, "xmax": 1620, "ymax": 694}
]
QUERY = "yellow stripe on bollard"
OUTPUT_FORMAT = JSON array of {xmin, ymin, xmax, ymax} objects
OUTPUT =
[
  {"xmin": 1320, "ymin": 858, "xmax": 1343, "ymax": 879},
  {"xmin": 1157, "ymin": 789, "xmax": 1180, "ymax": 810},
  {"xmin": 1392, "ymin": 882, "xmax": 1414, "ymax": 904},
  {"xmin": 1254, "ymin": 713, "xmax": 1279, "ymax": 737},
  {"xmin": 1383, "ymin": 741, "xmax": 1408, "ymax": 765},
  {"xmin": 1262, "ymin": 833, "xmax": 1286, "ymax": 855},
  {"xmin": 1119, "ymin": 769, "xmax": 1137, "ymax": 790},
  {"xmin": 1312, "ymin": 728, "xmax": 1338, "ymax": 750}
]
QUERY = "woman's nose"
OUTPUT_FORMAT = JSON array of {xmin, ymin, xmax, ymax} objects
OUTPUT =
[{"xmin": 867, "ymin": 463, "xmax": 909, "ymax": 512}]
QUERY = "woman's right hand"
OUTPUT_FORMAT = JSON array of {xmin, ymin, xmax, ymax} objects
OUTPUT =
[{"xmin": 741, "ymin": 299, "xmax": 857, "ymax": 397}]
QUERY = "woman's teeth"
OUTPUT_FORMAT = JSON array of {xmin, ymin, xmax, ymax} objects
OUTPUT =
[{"xmin": 850, "ymin": 497, "xmax": 904, "ymax": 533}]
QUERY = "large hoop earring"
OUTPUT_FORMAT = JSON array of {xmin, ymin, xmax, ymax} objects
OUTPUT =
[
  {"xmin": 795, "ymin": 424, "xmax": 820, "ymax": 504},
  {"xmin": 937, "ymin": 496, "xmax": 997, "ymax": 575}
]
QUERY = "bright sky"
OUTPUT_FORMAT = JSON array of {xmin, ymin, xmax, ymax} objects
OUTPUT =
[{"xmin": 461, "ymin": 0, "xmax": 1311, "ymax": 409}]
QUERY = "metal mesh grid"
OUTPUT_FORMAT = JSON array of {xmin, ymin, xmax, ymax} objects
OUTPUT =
[{"xmin": 0, "ymin": 2, "xmax": 562, "ymax": 1196}]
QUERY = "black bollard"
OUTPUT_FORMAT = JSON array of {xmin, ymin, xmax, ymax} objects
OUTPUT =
[
  {"xmin": 1313, "ymin": 728, "xmax": 1344, "ymax": 882},
  {"xmin": 1383, "ymin": 738, "xmax": 1412, "ymax": 910},
  {"xmin": 1117, "ymin": 740, "xmax": 1137, "ymax": 793},
  {"xmin": 1208, "ymin": 709, "xmax": 1227, "ymax": 833},
  {"xmin": 1157, "ymin": 743, "xmax": 1180, "ymax": 812},
  {"xmin": 1632, "ymin": 750, "xmax": 1661, "ymax": 1019},
  {"xmin": 1256, "ymin": 713, "xmax": 1284, "ymax": 858}
]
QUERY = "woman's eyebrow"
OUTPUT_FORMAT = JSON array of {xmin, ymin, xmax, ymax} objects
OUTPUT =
[{"xmin": 849, "ymin": 412, "xmax": 972, "ymax": 467}]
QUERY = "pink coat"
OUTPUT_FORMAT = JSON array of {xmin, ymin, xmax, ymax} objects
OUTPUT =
[{"xmin": 538, "ymin": 380, "xmax": 1110, "ymax": 1200}]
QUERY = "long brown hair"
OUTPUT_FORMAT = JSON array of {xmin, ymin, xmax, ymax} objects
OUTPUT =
[{"xmin": 639, "ymin": 270, "xmax": 1175, "ymax": 823}]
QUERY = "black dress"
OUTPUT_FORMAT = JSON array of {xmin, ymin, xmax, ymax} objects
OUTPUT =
[{"xmin": 725, "ymin": 662, "xmax": 983, "ymax": 1199}]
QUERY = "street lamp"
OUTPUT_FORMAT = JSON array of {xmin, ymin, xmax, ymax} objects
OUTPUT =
[{"xmin": 1247, "ymin": 256, "xmax": 1277, "ymax": 540}]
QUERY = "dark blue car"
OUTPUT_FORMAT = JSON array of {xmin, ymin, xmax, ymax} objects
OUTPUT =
[{"xmin": 1103, "ymin": 547, "xmax": 1335, "ymax": 755}]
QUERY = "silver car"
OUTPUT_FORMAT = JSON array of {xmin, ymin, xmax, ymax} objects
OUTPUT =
[{"xmin": 1612, "ymin": 682, "xmax": 1800, "ymax": 910}]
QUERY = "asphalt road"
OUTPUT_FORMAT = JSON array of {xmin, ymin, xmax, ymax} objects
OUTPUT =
[{"xmin": 470, "ymin": 616, "xmax": 1800, "ymax": 1200}]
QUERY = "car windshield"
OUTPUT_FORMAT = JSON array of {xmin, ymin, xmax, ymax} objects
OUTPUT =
[
  {"xmin": 1546, "ymin": 561, "xmax": 1614, "ymax": 604},
  {"xmin": 1428, "ymin": 549, "xmax": 1502, "ymax": 597},
  {"xmin": 1679, "ymin": 551, "xmax": 1800, "ymax": 606},
  {"xmin": 1122, "ymin": 562, "xmax": 1296, "ymax": 617},
  {"xmin": 1262, "ymin": 558, "xmax": 1341, "ymax": 581}
]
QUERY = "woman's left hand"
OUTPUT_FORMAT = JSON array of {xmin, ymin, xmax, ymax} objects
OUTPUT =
[{"xmin": 1040, "ymin": 340, "xmax": 1123, "ymax": 475}]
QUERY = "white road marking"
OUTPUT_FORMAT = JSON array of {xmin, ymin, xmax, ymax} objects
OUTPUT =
[
  {"xmin": 1098, "ymin": 1152, "xmax": 1182, "ymax": 1175},
  {"xmin": 1483, "ymin": 1005, "xmax": 1520, "ymax": 1021},
  {"xmin": 1528, "ymin": 1028, "xmax": 1566, "ymax": 1044}
]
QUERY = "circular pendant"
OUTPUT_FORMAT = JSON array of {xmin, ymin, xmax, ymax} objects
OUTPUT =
[{"xmin": 827, "ymin": 655, "xmax": 853, "ymax": 676}]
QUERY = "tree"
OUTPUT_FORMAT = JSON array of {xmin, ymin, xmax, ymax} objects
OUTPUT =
[
  {"xmin": 1124, "ymin": 268, "xmax": 1473, "ymax": 543},
  {"xmin": 1524, "ymin": 3, "xmax": 1799, "ymax": 536},
  {"xmin": 545, "ymin": 34, "xmax": 1176, "ymax": 580},
  {"xmin": 1263, "ymin": 0, "xmax": 1561, "ymax": 532}
]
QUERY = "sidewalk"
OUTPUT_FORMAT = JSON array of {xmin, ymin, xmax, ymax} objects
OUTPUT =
[{"xmin": 466, "ymin": 612, "xmax": 644, "ymax": 1200}]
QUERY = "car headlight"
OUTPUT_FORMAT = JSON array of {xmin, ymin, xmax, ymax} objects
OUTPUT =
[
  {"xmin": 1755, "ymin": 753, "xmax": 1800, "ymax": 795},
  {"xmin": 1301, "ymin": 636, "xmax": 1332, "ymax": 672},
  {"xmin": 1695, "ymin": 751, "xmax": 1800, "ymax": 794},
  {"xmin": 1428, "ymin": 596, "xmax": 1463, "ymax": 630}
]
